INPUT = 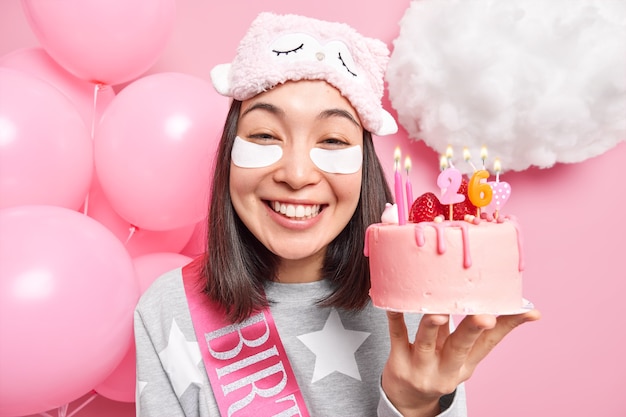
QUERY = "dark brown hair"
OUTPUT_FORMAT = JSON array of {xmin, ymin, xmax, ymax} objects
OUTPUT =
[{"xmin": 201, "ymin": 99, "xmax": 393, "ymax": 322}]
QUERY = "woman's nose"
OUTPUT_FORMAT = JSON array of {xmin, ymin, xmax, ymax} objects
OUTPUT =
[{"xmin": 272, "ymin": 145, "xmax": 322, "ymax": 190}]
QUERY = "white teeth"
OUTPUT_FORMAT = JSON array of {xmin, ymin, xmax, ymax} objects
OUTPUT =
[{"xmin": 271, "ymin": 202, "xmax": 320, "ymax": 219}]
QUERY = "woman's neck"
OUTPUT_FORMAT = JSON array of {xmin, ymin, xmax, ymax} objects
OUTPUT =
[{"xmin": 276, "ymin": 251, "xmax": 325, "ymax": 283}]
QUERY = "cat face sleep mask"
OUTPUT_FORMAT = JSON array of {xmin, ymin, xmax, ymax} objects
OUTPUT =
[{"xmin": 210, "ymin": 12, "xmax": 398, "ymax": 137}]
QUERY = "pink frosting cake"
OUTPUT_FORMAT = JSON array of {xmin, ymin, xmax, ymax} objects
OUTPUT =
[{"xmin": 364, "ymin": 217, "xmax": 525, "ymax": 314}]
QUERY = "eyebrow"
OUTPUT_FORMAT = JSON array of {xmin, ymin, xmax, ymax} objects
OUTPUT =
[
  {"xmin": 241, "ymin": 102, "xmax": 284, "ymax": 119},
  {"xmin": 318, "ymin": 108, "xmax": 362, "ymax": 129},
  {"xmin": 241, "ymin": 102, "xmax": 361, "ymax": 129}
]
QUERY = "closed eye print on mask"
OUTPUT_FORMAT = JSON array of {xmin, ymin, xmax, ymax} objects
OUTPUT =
[
  {"xmin": 270, "ymin": 33, "xmax": 361, "ymax": 80},
  {"xmin": 231, "ymin": 136, "xmax": 362, "ymax": 174}
]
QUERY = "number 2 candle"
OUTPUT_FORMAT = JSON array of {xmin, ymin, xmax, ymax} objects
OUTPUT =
[{"xmin": 437, "ymin": 153, "xmax": 465, "ymax": 220}]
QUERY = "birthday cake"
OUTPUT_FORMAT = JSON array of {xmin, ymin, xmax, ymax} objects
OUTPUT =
[{"xmin": 365, "ymin": 156, "xmax": 527, "ymax": 315}]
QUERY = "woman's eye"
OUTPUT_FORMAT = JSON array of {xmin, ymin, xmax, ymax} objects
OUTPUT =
[
  {"xmin": 321, "ymin": 137, "xmax": 350, "ymax": 147},
  {"xmin": 249, "ymin": 133, "xmax": 278, "ymax": 142}
]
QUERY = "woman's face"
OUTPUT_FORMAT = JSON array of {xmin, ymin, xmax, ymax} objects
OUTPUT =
[{"xmin": 230, "ymin": 80, "xmax": 363, "ymax": 270}]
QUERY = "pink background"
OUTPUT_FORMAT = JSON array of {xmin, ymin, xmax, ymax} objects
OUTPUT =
[{"xmin": 1, "ymin": 1, "xmax": 625, "ymax": 416}]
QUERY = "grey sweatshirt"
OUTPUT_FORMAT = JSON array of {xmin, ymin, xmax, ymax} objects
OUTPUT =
[{"xmin": 134, "ymin": 267, "xmax": 467, "ymax": 417}]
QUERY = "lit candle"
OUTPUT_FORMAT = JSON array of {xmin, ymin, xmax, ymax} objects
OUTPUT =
[
  {"xmin": 439, "ymin": 155, "xmax": 451, "ymax": 220},
  {"xmin": 463, "ymin": 147, "xmax": 477, "ymax": 172},
  {"xmin": 468, "ymin": 169, "xmax": 493, "ymax": 217},
  {"xmin": 445, "ymin": 145, "xmax": 455, "ymax": 168},
  {"xmin": 494, "ymin": 158, "xmax": 502, "ymax": 183},
  {"xmin": 394, "ymin": 147, "xmax": 406, "ymax": 225},
  {"xmin": 404, "ymin": 156, "xmax": 414, "ymax": 209},
  {"xmin": 437, "ymin": 153, "xmax": 465, "ymax": 220},
  {"xmin": 480, "ymin": 145, "xmax": 488, "ymax": 170},
  {"xmin": 439, "ymin": 154, "xmax": 449, "ymax": 171},
  {"xmin": 487, "ymin": 158, "xmax": 511, "ymax": 220}
]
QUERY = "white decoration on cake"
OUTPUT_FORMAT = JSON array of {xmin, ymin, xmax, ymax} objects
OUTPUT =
[{"xmin": 380, "ymin": 203, "xmax": 399, "ymax": 224}]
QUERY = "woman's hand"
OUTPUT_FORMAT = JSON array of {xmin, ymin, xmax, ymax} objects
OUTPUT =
[{"xmin": 382, "ymin": 310, "xmax": 541, "ymax": 417}]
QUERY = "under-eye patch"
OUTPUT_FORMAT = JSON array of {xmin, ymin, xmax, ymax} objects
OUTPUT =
[
  {"xmin": 231, "ymin": 136, "xmax": 283, "ymax": 168},
  {"xmin": 310, "ymin": 146, "xmax": 362, "ymax": 174},
  {"xmin": 231, "ymin": 136, "xmax": 361, "ymax": 174}
]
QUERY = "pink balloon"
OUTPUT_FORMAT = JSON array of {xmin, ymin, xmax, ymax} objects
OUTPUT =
[
  {"xmin": 21, "ymin": 0, "xmax": 176, "ymax": 85},
  {"xmin": 84, "ymin": 179, "xmax": 196, "ymax": 258},
  {"xmin": 180, "ymin": 221, "xmax": 207, "ymax": 258},
  {"xmin": 94, "ymin": 72, "xmax": 228, "ymax": 231},
  {"xmin": 0, "ymin": 68, "xmax": 93, "ymax": 210},
  {"xmin": 0, "ymin": 47, "xmax": 115, "ymax": 129},
  {"xmin": 0, "ymin": 205, "xmax": 139, "ymax": 417},
  {"xmin": 95, "ymin": 252, "xmax": 192, "ymax": 403},
  {"xmin": 133, "ymin": 252, "xmax": 194, "ymax": 293},
  {"xmin": 94, "ymin": 345, "xmax": 137, "ymax": 404}
]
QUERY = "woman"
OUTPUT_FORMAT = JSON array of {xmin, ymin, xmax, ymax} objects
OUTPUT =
[{"xmin": 134, "ymin": 12, "xmax": 540, "ymax": 417}]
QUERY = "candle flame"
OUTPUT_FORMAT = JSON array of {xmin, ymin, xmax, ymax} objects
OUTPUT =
[
  {"xmin": 445, "ymin": 145, "xmax": 454, "ymax": 160},
  {"xmin": 494, "ymin": 158, "xmax": 502, "ymax": 173},
  {"xmin": 394, "ymin": 146, "xmax": 401, "ymax": 171},
  {"xmin": 439, "ymin": 154, "xmax": 448, "ymax": 170},
  {"xmin": 463, "ymin": 147, "xmax": 471, "ymax": 161},
  {"xmin": 480, "ymin": 145, "xmax": 488, "ymax": 160},
  {"xmin": 394, "ymin": 146, "xmax": 401, "ymax": 161},
  {"xmin": 404, "ymin": 156, "xmax": 412, "ymax": 172},
  {"xmin": 464, "ymin": 147, "xmax": 478, "ymax": 171}
]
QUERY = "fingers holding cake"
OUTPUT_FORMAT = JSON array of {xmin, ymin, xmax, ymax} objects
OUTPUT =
[
  {"xmin": 382, "ymin": 312, "xmax": 460, "ymax": 415},
  {"xmin": 413, "ymin": 314, "xmax": 450, "ymax": 356},
  {"xmin": 464, "ymin": 309, "xmax": 542, "ymax": 371},
  {"xmin": 385, "ymin": 312, "xmax": 450, "ymax": 355},
  {"xmin": 385, "ymin": 311, "xmax": 410, "ymax": 350},
  {"xmin": 381, "ymin": 311, "xmax": 540, "ymax": 415},
  {"xmin": 439, "ymin": 314, "xmax": 497, "ymax": 379}
]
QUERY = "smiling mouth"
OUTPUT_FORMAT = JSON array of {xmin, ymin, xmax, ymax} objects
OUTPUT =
[{"xmin": 269, "ymin": 201, "xmax": 322, "ymax": 219}]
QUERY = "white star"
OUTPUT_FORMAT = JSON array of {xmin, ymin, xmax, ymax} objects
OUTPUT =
[
  {"xmin": 136, "ymin": 380, "xmax": 147, "ymax": 415},
  {"xmin": 136, "ymin": 379, "xmax": 148, "ymax": 397},
  {"xmin": 297, "ymin": 309, "xmax": 370, "ymax": 383},
  {"xmin": 158, "ymin": 318, "xmax": 203, "ymax": 397}
]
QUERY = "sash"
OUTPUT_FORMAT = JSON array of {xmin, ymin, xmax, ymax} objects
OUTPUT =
[{"xmin": 182, "ymin": 260, "xmax": 310, "ymax": 417}]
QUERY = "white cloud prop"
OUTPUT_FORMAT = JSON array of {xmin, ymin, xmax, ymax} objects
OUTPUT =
[{"xmin": 386, "ymin": 0, "xmax": 626, "ymax": 173}]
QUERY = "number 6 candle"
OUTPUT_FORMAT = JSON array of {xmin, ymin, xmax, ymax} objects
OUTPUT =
[
  {"xmin": 468, "ymin": 169, "xmax": 493, "ymax": 217},
  {"xmin": 460, "ymin": 145, "xmax": 492, "ymax": 217}
]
